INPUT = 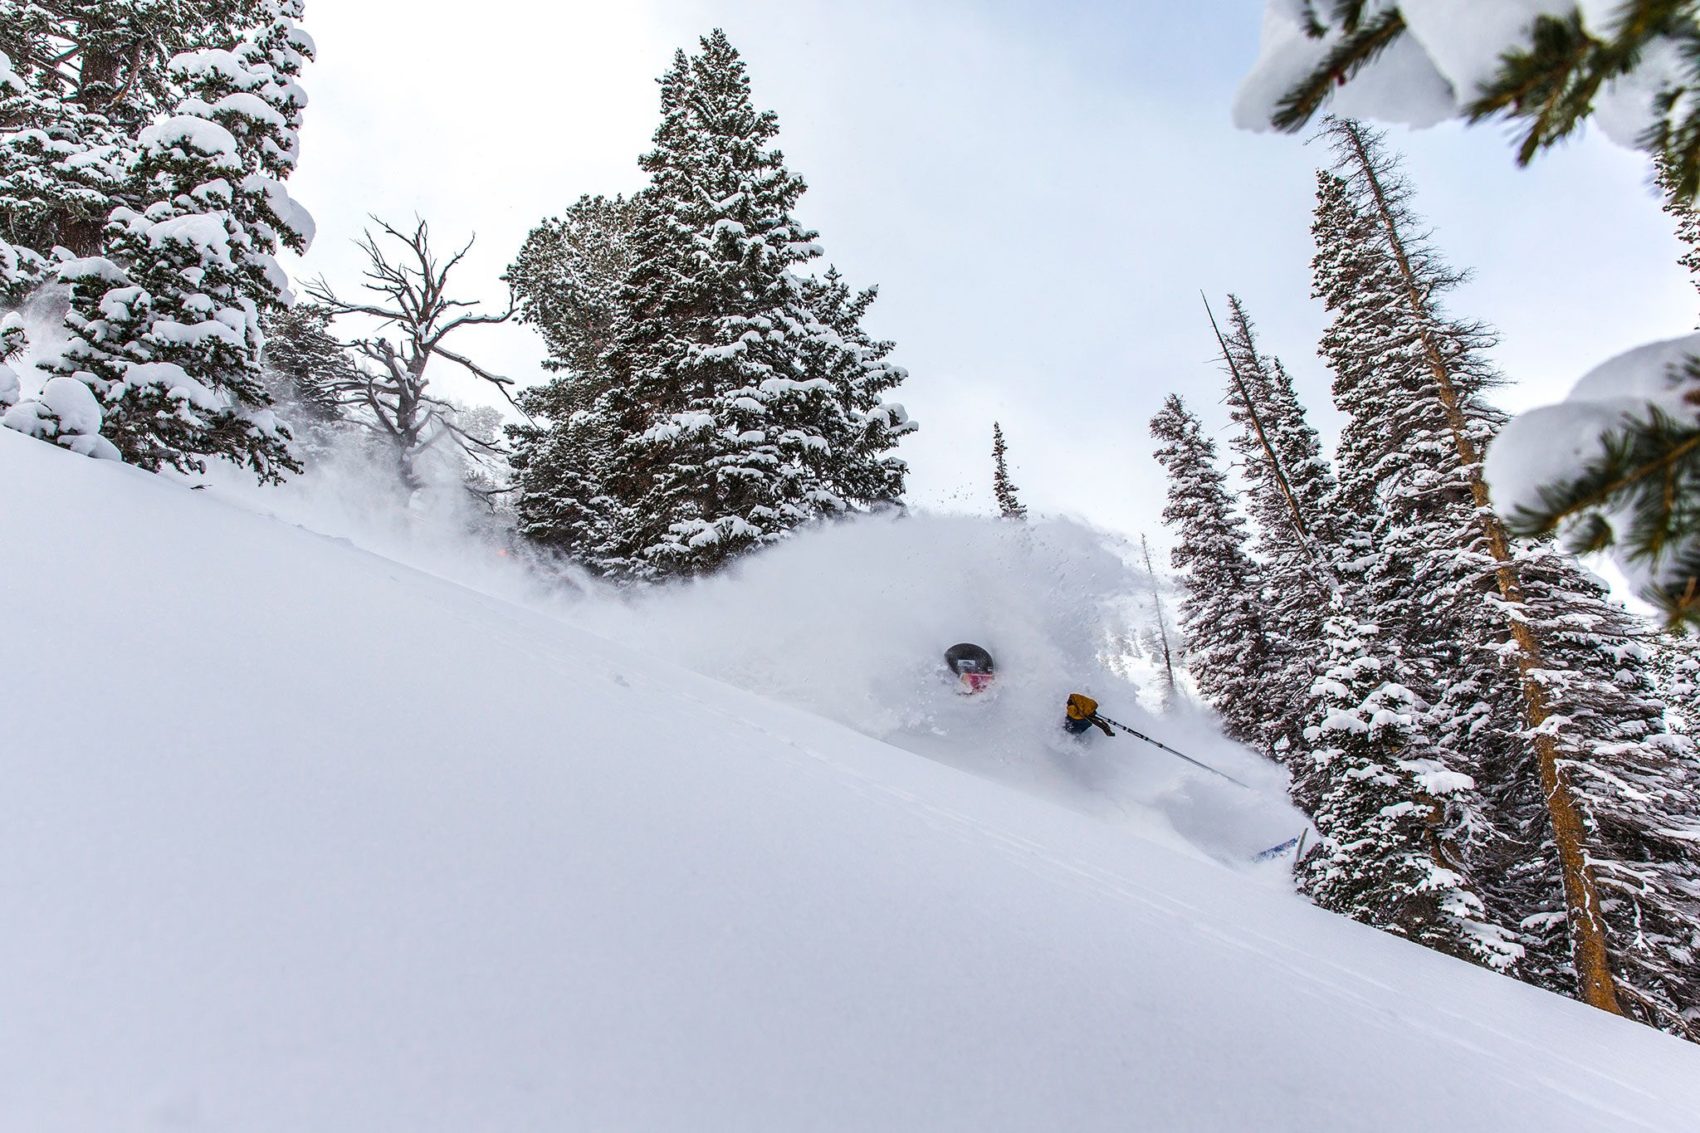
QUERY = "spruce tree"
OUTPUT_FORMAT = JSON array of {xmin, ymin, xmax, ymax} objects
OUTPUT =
[
  {"xmin": 1248, "ymin": 13, "xmax": 1700, "ymax": 623},
  {"xmin": 0, "ymin": 1, "xmax": 266, "ymax": 262},
  {"xmin": 619, "ymin": 30, "xmax": 914, "ymax": 576},
  {"xmin": 514, "ymin": 30, "xmax": 913, "ymax": 579},
  {"xmin": 1315, "ymin": 117, "xmax": 1700, "ymax": 1034},
  {"xmin": 991, "ymin": 421, "xmax": 1026, "ymax": 520},
  {"xmin": 1212, "ymin": 240, "xmax": 1512, "ymax": 964},
  {"xmin": 1297, "ymin": 611, "xmax": 1521, "ymax": 968},
  {"xmin": 7, "ymin": 0, "xmax": 311, "ymax": 478},
  {"xmin": 1212, "ymin": 293, "xmax": 1339, "ymax": 754},
  {"xmin": 1149, "ymin": 394, "xmax": 1275, "ymax": 752},
  {"xmin": 506, "ymin": 193, "xmax": 636, "ymax": 380},
  {"xmin": 1660, "ymin": 155, "xmax": 1700, "ymax": 324},
  {"xmin": 31, "ymin": 0, "xmax": 311, "ymax": 479}
]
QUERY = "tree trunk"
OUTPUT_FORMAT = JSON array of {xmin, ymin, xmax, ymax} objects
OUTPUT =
[
  {"xmin": 1343, "ymin": 120, "xmax": 1624, "ymax": 1017},
  {"xmin": 1141, "ymin": 533, "xmax": 1178, "ymax": 704},
  {"xmin": 54, "ymin": 45, "xmax": 125, "ymax": 256}
]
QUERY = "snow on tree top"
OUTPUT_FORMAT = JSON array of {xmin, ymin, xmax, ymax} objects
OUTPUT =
[
  {"xmin": 139, "ymin": 212, "xmax": 237, "ymax": 260},
  {"xmin": 168, "ymin": 48, "xmax": 255, "ymax": 84},
  {"xmin": 138, "ymin": 115, "xmax": 242, "ymax": 165},
  {"xmin": 246, "ymin": 173, "xmax": 315, "ymax": 246}
]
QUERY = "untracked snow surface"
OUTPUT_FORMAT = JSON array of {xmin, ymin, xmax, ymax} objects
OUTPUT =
[{"xmin": 5, "ymin": 428, "xmax": 1700, "ymax": 1131}]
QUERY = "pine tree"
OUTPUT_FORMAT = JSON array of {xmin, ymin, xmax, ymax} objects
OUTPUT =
[
  {"xmin": 1149, "ymin": 394, "xmax": 1275, "ymax": 752},
  {"xmin": 515, "ymin": 30, "xmax": 913, "ymax": 578},
  {"xmin": 1315, "ymin": 117, "xmax": 1700, "ymax": 1034},
  {"xmin": 5, "ymin": 1, "xmax": 312, "ymax": 478},
  {"xmin": 1297, "ymin": 611, "xmax": 1522, "ymax": 968},
  {"xmin": 0, "ymin": 1, "xmax": 266, "ymax": 262},
  {"xmin": 991, "ymin": 421, "xmax": 1026, "ymax": 520},
  {"xmin": 1659, "ymin": 154, "xmax": 1700, "ymax": 324},
  {"xmin": 29, "ymin": 1, "xmax": 311, "ymax": 479},
  {"xmin": 1211, "ymin": 293, "xmax": 1340, "ymax": 755},
  {"xmin": 506, "ymin": 193, "xmax": 637, "ymax": 380}
]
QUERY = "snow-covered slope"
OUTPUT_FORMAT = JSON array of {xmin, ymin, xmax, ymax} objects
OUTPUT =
[{"xmin": 4, "ymin": 429, "xmax": 1699, "ymax": 1131}]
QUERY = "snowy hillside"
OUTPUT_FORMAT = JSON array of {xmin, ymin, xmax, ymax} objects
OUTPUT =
[{"xmin": 5, "ymin": 428, "xmax": 1700, "ymax": 1131}]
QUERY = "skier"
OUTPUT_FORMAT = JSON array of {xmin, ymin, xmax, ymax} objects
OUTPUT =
[
  {"xmin": 944, "ymin": 643, "xmax": 996, "ymax": 694},
  {"xmin": 1064, "ymin": 692, "xmax": 1114, "ymax": 737}
]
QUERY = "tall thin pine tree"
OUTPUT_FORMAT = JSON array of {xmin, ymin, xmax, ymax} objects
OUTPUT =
[
  {"xmin": 991, "ymin": 421, "xmax": 1027, "ymax": 520},
  {"xmin": 1149, "ymin": 394, "xmax": 1275, "ymax": 752},
  {"xmin": 1214, "ymin": 293, "xmax": 1340, "ymax": 755}
]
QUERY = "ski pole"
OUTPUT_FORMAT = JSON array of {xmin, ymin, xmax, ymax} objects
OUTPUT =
[{"xmin": 1093, "ymin": 714, "xmax": 1253, "ymax": 789}]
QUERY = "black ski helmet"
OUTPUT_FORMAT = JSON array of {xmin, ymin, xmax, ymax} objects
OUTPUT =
[{"xmin": 944, "ymin": 643, "xmax": 995, "ymax": 675}]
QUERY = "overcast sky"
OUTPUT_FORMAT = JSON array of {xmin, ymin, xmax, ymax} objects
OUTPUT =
[{"xmin": 282, "ymin": 0, "xmax": 1695, "ymax": 552}]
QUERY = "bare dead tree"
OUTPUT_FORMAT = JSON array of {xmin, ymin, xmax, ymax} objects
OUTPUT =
[
  {"xmin": 303, "ymin": 216, "xmax": 517, "ymax": 493},
  {"xmin": 1140, "ymin": 532, "xmax": 1179, "ymax": 708}
]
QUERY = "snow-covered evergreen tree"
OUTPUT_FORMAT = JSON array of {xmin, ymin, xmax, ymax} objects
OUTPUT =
[
  {"xmin": 506, "ymin": 193, "xmax": 636, "ymax": 380},
  {"xmin": 26, "ymin": 0, "xmax": 311, "ymax": 478},
  {"xmin": 0, "ymin": 370, "xmax": 118, "ymax": 457},
  {"xmin": 257, "ymin": 300, "xmax": 352, "ymax": 459},
  {"xmin": 1149, "ymin": 394, "xmax": 1275, "ymax": 752},
  {"xmin": 1297, "ymin": 612, "xmax": 1521, "ymax": 969},
  {"xmin": 0, "ymin": 1, "xmax": 264, "ymax": 265},
  {"xmin": 991, "ymin": 420, "xmax": 1026, "ymax": 520},
  {"xmin": 1314, "ymin": 117, "xmax": 1700, "ymax": 1035},
  {"xmin": 602, "ymin": 31, "xmax": 912, "ymax": 577},
  {"xmin": 1214, "ymin": 293, "xmax": 1339, "ymax": 754},
  {"xmin": 1217, "ymin": 295, "xmax": 1337, "ymax": 554},
  {"xmin": 1248, "ymin": 1, "xmax": 1700, "ymax": 202},
  {"xmin": 1648, "ymin": 629, "xmax": 1700, "ymax": 735},
  {"xmin": 260, "ymin": 302, "xmax": 348, "ymax": 424},
  {"xmin": 786, "ymin": 265, "xmax": 911, "ymax": 514},
  {"xmin": 1514, "ymin": 563, "xmax": 1700, "ymax": 1035},
  {"xmin": 505, "ymin": 195, "xmax": 636, "ymax": 568},
  {"xmin": 509, "ymin": 383, "xmax": 625, "ymax": 570},
  {"xmin": 1660, "ymin": 155, "xmax": 1700, "ymax": 323}
]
